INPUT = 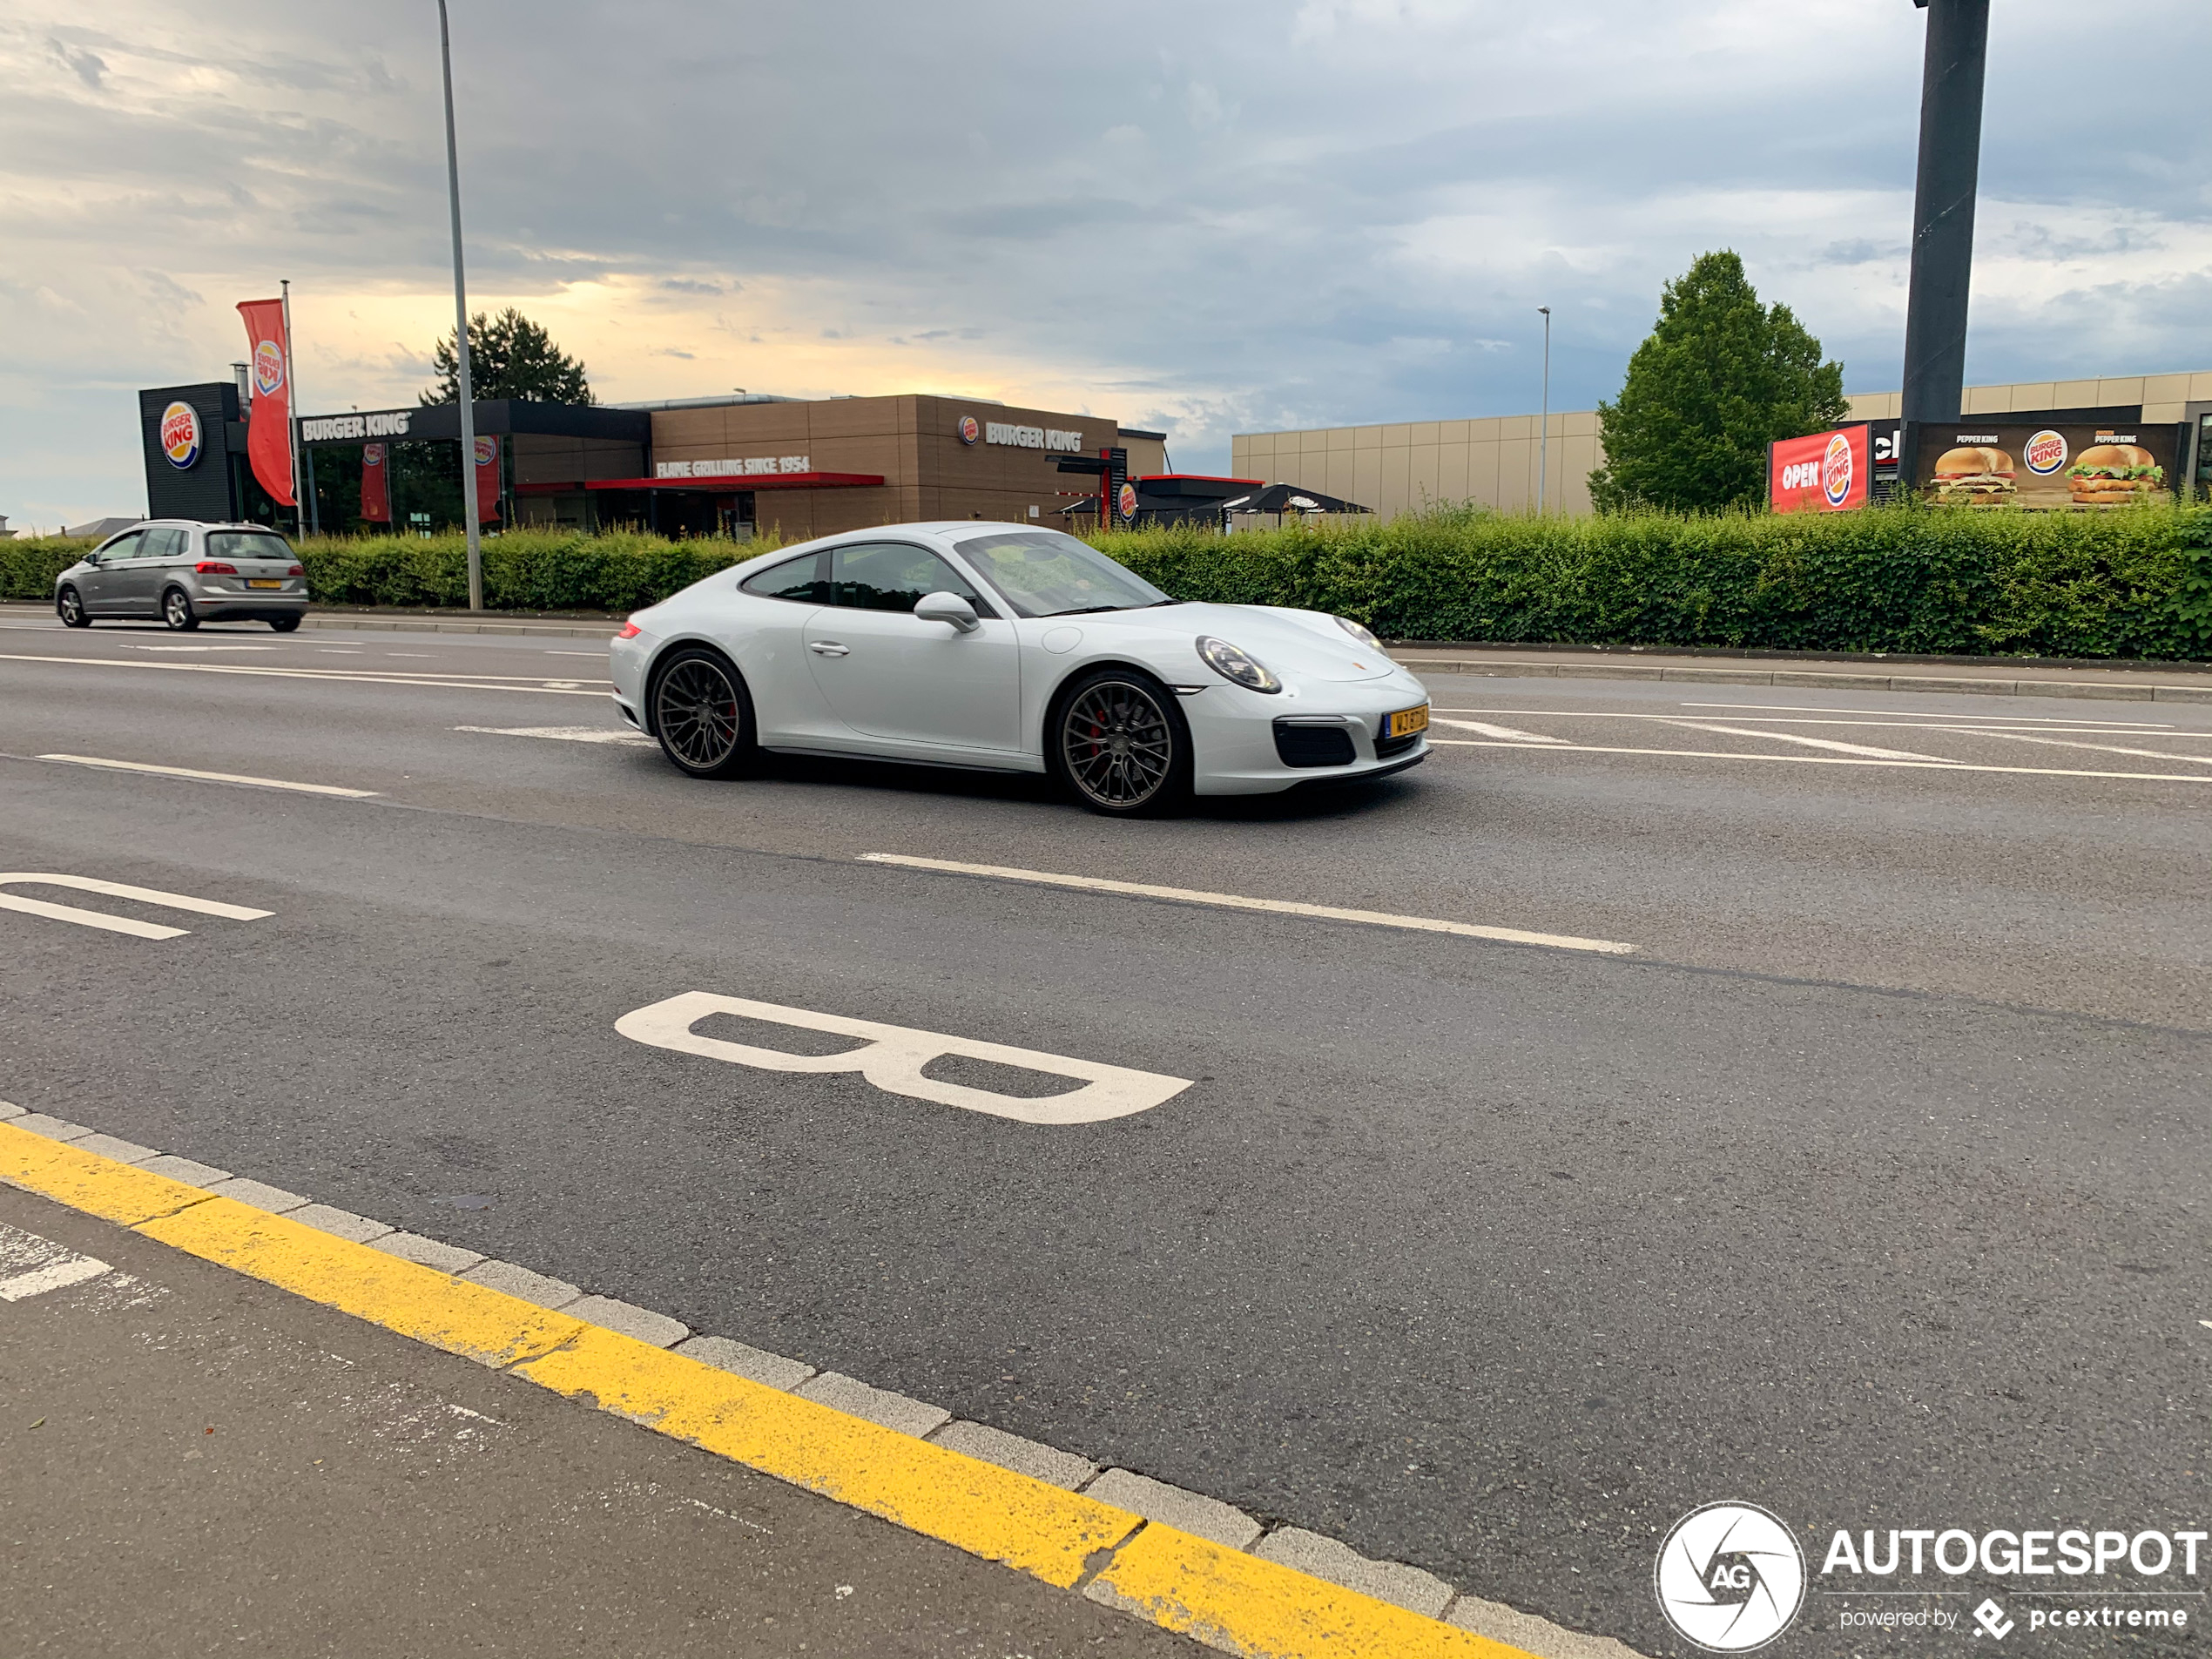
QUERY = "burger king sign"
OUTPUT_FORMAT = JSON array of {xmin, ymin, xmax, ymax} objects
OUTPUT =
[
  {"xmin": 159, "ymin": 401, "xmax": 202, "ymax": 470},
  {"xmin": 1769, "ymin": 424, "xmax": 1871, "ymax": 515}
]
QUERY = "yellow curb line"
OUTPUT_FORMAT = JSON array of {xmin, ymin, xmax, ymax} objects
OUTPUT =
[{"xmin": 0, "ymin": 1121, "xmax": 1534, "ymax": 1657}]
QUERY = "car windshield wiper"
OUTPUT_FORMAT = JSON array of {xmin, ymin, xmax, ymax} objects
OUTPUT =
[
  {"xmin": 1042, "ymin": 604, "xmax": 1132, "ymax": 617},
  {"xmin": 1142, "ymin": 598, "xmax": 1186, "ymax": 607}
]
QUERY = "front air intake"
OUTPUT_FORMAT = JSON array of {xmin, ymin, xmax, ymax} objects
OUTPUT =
[{"xmin": 1272, "ymin": 720, "xmax": 1356, "ymax": 768}]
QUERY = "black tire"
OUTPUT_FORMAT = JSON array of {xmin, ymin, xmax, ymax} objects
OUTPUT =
[
  {"xmin": 648, "ymin": 646, "xmax": 758, "ymax": 779},
  {"xmin": 161, "ymin": 587, "xmax": 199, "ymax": 631},
  {"xmin": 1049, "ymin": 666, "xmax": 1193, "ymax": 817},
  {"xmin": 56, "ymin": 586, "xmax": 91, "ymax": 628},
  {"xmin": 268, "ymin": 614, "xmax": 301, "ymax": 633}
]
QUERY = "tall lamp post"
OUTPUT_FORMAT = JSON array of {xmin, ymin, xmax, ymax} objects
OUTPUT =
[
  {"xmin": 435, "ymin": 0, "xmax": 482, "ymax": 611},
  {"xmin": 1536, "ymin": 307, "xmax": 1552, "ymax": 515},
  {"xmin": 1898, "ymin": 0, "xmax": 1990, "ymax": 482}
]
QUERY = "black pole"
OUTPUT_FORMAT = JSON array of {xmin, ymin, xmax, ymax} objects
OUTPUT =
[{"xmin": 1899, "ymin": 0, "xmax": 1990, "ymax": 480}]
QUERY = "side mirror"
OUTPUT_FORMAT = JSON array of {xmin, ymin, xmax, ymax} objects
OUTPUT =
[
  {"xmin": 914, "ymin": 590, "xmax": 980, "ymax": 634},
  {"xmin": 81, "ymin": 550, "xmax": 101, "ymax": 566}
]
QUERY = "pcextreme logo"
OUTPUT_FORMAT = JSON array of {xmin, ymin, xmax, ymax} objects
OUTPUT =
[{"xmin": 1655, "ymin": 1502, "xmax": 1807, "ymax": 1651}]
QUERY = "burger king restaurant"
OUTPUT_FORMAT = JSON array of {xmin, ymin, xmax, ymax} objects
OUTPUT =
[{"xmin": 138, "ymin": 380, "xmax": 1170, "ymax": 539}]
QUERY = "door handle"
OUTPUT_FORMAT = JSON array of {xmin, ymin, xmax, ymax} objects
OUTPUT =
[{"xmin": 808, "ymin": 641, "xmax": 849, "ymax": 657}]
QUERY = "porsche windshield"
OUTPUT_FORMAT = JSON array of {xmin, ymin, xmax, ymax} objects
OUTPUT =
[{"xmin": 954, "ymin": 529, "xmax": 1171, "ymax": 618}]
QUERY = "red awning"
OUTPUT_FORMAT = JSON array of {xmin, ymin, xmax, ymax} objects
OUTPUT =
[{"xmin": 512, "ymin": 471, "xmax": 887, "ymax": 496}]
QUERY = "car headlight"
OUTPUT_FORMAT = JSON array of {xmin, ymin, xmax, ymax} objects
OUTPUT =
[
  {"xmin": 1334, "ymin": 616, "xmax": 1383, "ymax": 651},
  {"xmin": 1196, "ymin": 636, "xmax": 1281, "ymax": 693}
]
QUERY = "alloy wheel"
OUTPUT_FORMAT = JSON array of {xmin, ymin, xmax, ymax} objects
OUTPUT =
[
  {"xmin": 57, "ymin": 588, "xmax": 84, "ymax": 627},
  {"xmin": 655, "ymin": 657, "xmax": 743, "ymax": 771},
  {"xmin": 163, "ymin": 589, "xmax": 196, "ymax": 631},
  {"xmin": 1061, "ymin": 679, "xmax": 1175, "ymax": 808}
]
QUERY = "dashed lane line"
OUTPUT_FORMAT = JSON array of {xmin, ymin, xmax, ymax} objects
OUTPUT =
[
  {"xmin": 1659, "ymin": 720, "xmax": 1963, "ymax": 763},
  {"xmin": 37, "ymin": 754, "xmax": 380, "ymax": 798},
  {"xmin": 0, "ymin": 1116, "xmax": 1560, "ymax": 1659},
  {"xmin": 0, "ymin": 651, "xmax": 608, "ymax": 696},
  {"xmin": 856, "ymin": 853, "xmax": 1636, "ymax": 954},
  {"xmin": 454, "ymin": 725, "xmax": 654, "ymax": 747},
  {"xmin": 1439, "ymin": 707, "xmax": 2195, "ymax": 736},
  {"xmin": 1946, "ymin": 730, "xmax": 2212, "ymax": 766},
  {"xmin": 1678, "ymin": 701, "xmax": 2184, "ymax": 727},
  {"xmin": 1429, "ymin": 738, "xmax": 2212, "ymax": 783},
  {"xmin": 1433, "ymin": 718, "xmax": 1572, "ymax": 744}
]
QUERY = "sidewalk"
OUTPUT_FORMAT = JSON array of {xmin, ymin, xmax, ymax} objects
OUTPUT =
[{"xmin": 0, "ymin": 1179, "xmax": 1199, "ymax": 1658}]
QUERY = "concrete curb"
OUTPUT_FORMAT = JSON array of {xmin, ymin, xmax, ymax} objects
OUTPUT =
[{"xmin": 0, "ymin": 1098, "xmax": 1644, "ymax": 1659}]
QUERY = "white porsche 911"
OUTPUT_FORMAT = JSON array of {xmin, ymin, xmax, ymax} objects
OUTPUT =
[{"xmin": 607, "ymin": 523, "xmax": 1429, "ymax": 815}]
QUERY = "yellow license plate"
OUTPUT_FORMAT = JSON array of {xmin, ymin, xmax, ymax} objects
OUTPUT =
[
  {"xmin": 1386, "ymin": 705, "xmax": 1430, "ymax": 739},
  {"xmin": 246, "ymin": 578, "xmax": 284, "ymax": 589}
]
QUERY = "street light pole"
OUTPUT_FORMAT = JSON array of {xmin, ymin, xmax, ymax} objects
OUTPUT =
[
  {"xmin": 1898, "ymin": 0, "xmax": 1990, "ymax": 480},
  {"xmin": 435, "ymin": 0, "xmax": 482, "ymax": 611},
  {"xmin": 1536, "ymin": 307, "xmax": 1552, "ymax": 515}
]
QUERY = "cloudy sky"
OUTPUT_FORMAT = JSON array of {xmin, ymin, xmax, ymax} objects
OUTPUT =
[{"xmin": 3, "ymin": 0, "xmax": 2207, "ymax": 526}]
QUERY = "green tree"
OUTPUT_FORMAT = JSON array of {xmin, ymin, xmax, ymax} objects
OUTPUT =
[
  {"xmin": 1588, "ymin": 251, "xmax": 1848, "ymax": 513},
  {"xmin": 424, "ymin": 307, "xmax": 592, "ymax": 405}
]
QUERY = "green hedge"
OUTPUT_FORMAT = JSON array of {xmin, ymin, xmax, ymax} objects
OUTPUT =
[
  {"xmin": 9, "ymin": 509, "xmax": 2209, "ymax": 659},
  {"xmin": 1093, "ymin": 503, "xmax": 2212, "ymax": 661},
  {"xmin": 292, "ymin": 529, "xmax": 765, "ymax": 611}
]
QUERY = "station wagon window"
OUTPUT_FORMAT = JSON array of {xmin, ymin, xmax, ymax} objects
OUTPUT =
[
  {"xmin": 95, "ymin": 530, "xmax": 143, "ymax": 562},
  {"xmin": 206, "ymin": 529, "xmax": 293, "ymax": 563},
  {"xmin": 740, "ymin": 550, "xmax": 827, "ymax": 604},
  {"xmin": 139, "ymin": 527, "xmax": 190, "ymax": 560},
  {"xmin": 829, "ymin": 543, "xmax": 994, "ymax": 616}
]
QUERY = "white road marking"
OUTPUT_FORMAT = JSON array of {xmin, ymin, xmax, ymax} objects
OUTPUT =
[
  {"xmin": 1661, "ymin": 719, "xmax": 1962, "ymax": 763},
  {"xmin": 1942, "ymin": 730, "xmax": 2212, "ymax": 766},
  {"xmin": 37, "ymin": 754, "xmax": 379, "ymax": 798},
  {"xmin": 454, "ymin": 725, "xmax": 654, "ymax": 747},
  {"xmin": 0, "ymin": 652, "xmax": 608, "ymax": 696},
  {"xmin": 0, "ymin": 1253, "xmax": 111, "ymax": 1301},
  {"xmin": 0, "ymin": 872, "xmax": 273, "ymax": 939},
  {"xmin": 319, "ymin": 648, "xmax": 365, "ymax": 655},
  {"xmin": 544, "ymin": 650, "xmax": 609, "ymax": 657},
  {"xmin": 385, "ymin": 653, "xmax": 435, "ymax": 658},
  {"xmin": 1432, "ymin": 718, "xmax": 1571, "ymax": 743},
  {"xmin": 1430, "ymin": 738, "xmax": 2212, "ymax": 783},
  {"xmin": 617, "ymin": 991, "xmax": 1193, "ymax": 1125},
  {"xmin": 125, "ymin": 644, "xmax": 280, "ymax": 654},
  {"xmin": 1440, "ymin": 707, "xmax": 2190, "ymax": 737},
  {"xmin": 1679, "ymin": 701, "xmax": 2175, "ymax": 729},
  {"xmin": 856, "ymin": 853, "xmax": 1636, "ymax": 954}
]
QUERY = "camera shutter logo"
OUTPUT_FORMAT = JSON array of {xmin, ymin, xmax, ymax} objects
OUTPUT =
[{"xmin": 1654, "ymin": 1502, "xmax": 1806, "ymax": 1651}]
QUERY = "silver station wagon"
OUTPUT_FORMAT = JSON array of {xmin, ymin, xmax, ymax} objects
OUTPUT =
[{"xmin": 55, "ymin": 520, "xmax": 307, "ymax": 631}]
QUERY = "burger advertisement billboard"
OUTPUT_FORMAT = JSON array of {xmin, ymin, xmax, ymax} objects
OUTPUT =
[
  {"xmin": 1913, "ymin": 422, "xmax": 2182, "ymax": 509},
  {"xmin": 1769, "ymin": 425, "xmax": 1871, "ymax": 514}
]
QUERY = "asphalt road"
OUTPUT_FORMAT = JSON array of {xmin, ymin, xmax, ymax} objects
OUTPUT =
[{"xmin": 2, "ymin": 613, "xmax": 2207, "ymax": 1655}]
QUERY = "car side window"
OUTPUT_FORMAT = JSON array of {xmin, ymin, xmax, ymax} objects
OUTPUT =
[
  {"xmin": 739, "ymin": 550, "xmax": 828, "ymax": 604},
  {"xmin": 829, "ymin": 543, "xmax": 995, "ymax": 617},
  {"xmin": 140, "ymin": 528, "xmax": 187, "ymax": 561},
  {"xmin": 95, "ymin": 531, "xmax": 143, "ymax": 563}
]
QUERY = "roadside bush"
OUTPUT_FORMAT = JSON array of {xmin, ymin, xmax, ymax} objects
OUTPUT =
[
  {"xmin": 1, "ymin": 536, "xmax": 96, "ymax": 603},
  {"xmin": 1089, "ymin": 502, "xmax": 2212, "ymax": 661},
  {"xmin": 293, "ymin": 529, "xmax": 769, "ymax": 612}
]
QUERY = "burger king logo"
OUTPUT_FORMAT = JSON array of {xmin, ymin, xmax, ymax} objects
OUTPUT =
[
  {"xmin": 253, "ymin": 339, "xmax": 286, "ymax": 396},
  {"xmin": 1117, "ymin": 482, "xmax": 1138, "ymax": 520},
  {"xmin": 958, "ymin": 415, "xmax": 981, "ymax": 445},
  {"xmin": 473, "ymin": 436, "xmax": 496, "ymax": 467},
  {"xmin": 362, "ymin": 442, "xmax": 384, "ymax": 469},
  {"xmin": 1820, "ymin": 432, "xmax": 1853, "ymax": 509},
  {"xmin": 2023, "ymin": 428, "xmax": 2068, "ymax": 475},
  {"xmin": 159, "ymin": 401, "xmax": 202, "ymax": 470}
]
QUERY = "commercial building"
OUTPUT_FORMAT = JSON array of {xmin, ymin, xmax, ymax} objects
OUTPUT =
[
  {"xmin": 139, "ymin": 381, "xmax": 1170, "ymax": 539},
  {"xmin": 1235, "ymin": 369, "xmax": 2212, "ymax": 518}
]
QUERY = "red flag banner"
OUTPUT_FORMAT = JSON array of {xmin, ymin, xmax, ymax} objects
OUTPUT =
[
  {"xmin": 472, "ymin": 434, "xmax": 502, "ymax": 522},
  {"xmin": 360, "ymin": 442, "xmax": 390, "ymax": 523},
  {"xmin": 1769, "ymin": 424, "xmax": 1870, "ymax": 514},
  {"xmin": 236, "ymin": 298, "xmax": 294, "ymax": 507}
]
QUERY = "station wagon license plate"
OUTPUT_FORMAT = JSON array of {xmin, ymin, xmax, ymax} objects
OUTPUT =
[
  {"xmin": 246, "ymin": 578, "xmax": 284, "ymax": 589},
  {"xmin": 1386, "ymin": 705, "xmax": 1430, "ymax": 739}
]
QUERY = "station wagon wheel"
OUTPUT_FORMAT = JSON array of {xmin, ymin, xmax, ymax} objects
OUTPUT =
[
  {"xmin": 650, "ymin": 647, "xmax": 757, "ymax": 779},
  {"xmin": 56, "ymin": 586, "xmax": 90, "ymax": 628},
  {"xmin": 162, "ymin": 587, "xmax": 199, "ymax": 631},
  {"xmin": 1053, "ymin": 670, "xmax": 1190, "ymax": 816}
]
